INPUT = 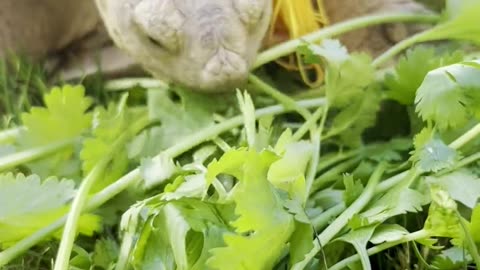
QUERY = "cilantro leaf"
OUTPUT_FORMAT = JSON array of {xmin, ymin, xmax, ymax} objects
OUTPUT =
[
  {"xmin": 419, "ymin": 0, "xmax": 480, "ymax": 45},
  {"xmin": 426, "ymin": 170, "xmax": 480, "ymax": 209},
  {"xmin": 0, "ymin": 173, "xmax": 101, "ymax": 247},
  {"xmin": 336, "ymin": 225, "xmax": 377, "ymax": 270},
  {"xmin": 19, "ymin": 85, "xmax": 93, "ymax": 146},
  {"xmin": 92, "ymin": 238, "xmax": 119, "ymax": 270},
  {"xmin": 80, "ymin": 96, "xmax": 135, "ymax": 192},
  {"xmin": 354, "ymin": 187, "xmax": 427, "ymax": 228},
  {"xmin": 418, "ymin": 139, "xmax": 458, "ymax": 173},
  {"xmin": 385, "ymin": 47, "xmax": 463, "ymax": 105},
  {"xmin": 424, "ymin": 186, "xmax": 464, "ymax": 246},
  {"xmin": 326, "ymin": 53, "xmax": 376, "ymax": 108},
  {"xmin": 133, "ymin": 87, "xmax": 222, "ymax": 158},
  {"xmin": 140, "ymin": 154, "xmax": 177, "ymax": 189},
  {"xmin": 432, "ymin": 247, "xmax": 472, "ymax": 270},
  {"xmin": 470, "ymin": 204, "xmax": 480, "ymax": 243},
  {"xmin": 268, "ymin": 141, "xmax": 314, "ymax": 202},
  {"xmin": 369, "ymin": 224, "xmax": 409, "ymax": 244},
  {"xmin": 328, "ymin": 86, "xmax": 382, "ymax": 147},
  {"xmin": 206, "ymin": 148, "xmax": 295, "ymax": 270},
  {"xmin": 343, "ymin": 175, "xmax": 364, "ymax": 206},
  {"xmin": 17, "ymin": 85, "xmax": 93, "ymax": 178},
  {"xmin": 415, "ymin": 59, "xmax": 480, "ymax": 130}
]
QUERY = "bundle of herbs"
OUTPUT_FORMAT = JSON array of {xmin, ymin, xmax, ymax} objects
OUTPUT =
[{"xmin": 1, "ymin": 0, "xmax": 480, "ymax": 269}]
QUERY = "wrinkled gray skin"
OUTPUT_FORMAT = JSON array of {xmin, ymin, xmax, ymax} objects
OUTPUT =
[
  {"xmin": 0, "ymin": 0, "xmax": 425, "ymax": 92},
  {"xmin": 95, "ymin": 0, "xmax": 272, "ymax": 91}
]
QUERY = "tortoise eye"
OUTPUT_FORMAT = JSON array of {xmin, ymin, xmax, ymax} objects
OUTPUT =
[
  {"xmin": 133, "ymin": 0, "xmax": 185, "ymax": 53},
  {"xmin": 232, "ymin": 0, "xmax": 266, "ymax": 27}
]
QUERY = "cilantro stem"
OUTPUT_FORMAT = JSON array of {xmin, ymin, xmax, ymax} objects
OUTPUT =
[
  {"xmin": 305, "ymin": 128, "xmax": 321, "ymax": 198},
  {"xmin": 53, "ymin": 116, "xmax": 150, "ymax": 270},
  {"xmin": 0, "ymin": 98, "xmax": 326, "ymax": 267},
  {"xmin": 254, "ymin": 13, "xmax": 440, "ymax": 68},
  {"xmin": 373, "ymin": 28, "xmax": 437, "ymax": 67},
  {"xmin": 0, "ymin": 139, "xmax": 75, "ymax": 172},
  {"xmin": 328, "ymin": 229, "xmax": 430, "ymax": 270},
  {"xmin": 311, "ymin": 156, "xmax": 363, "ymax": 194},
  {"xmin": 449, "ymin": 123, "xmax": 480, "ymax": 149},
  {"xmin": 311, "ymin": 203, "xmax": 345, "ymax": 231},
  {"xmin": 248, "ymin": 74, "xmax": 312, "ymax": 119},
  {"xmin": 103, "ymin": 78, "xmax": 169, "ymax": 91},
  {"xmin": 457, "ymin": 211, "xmax": 480, "ymax": 268},
  {"xmin": 293, "ymin": 106, "xmax": 324, "ymax": 141},
  {"xmin": 53, "ymin": 158, "xmax": 111, "ymax": 270},
  {"xmin": 0, "ymin": 127, "xmax": 23, "ymax": 144},
  {"xmin": 293, "ymin": 163, "xmax": 387, "ymax": 270}
]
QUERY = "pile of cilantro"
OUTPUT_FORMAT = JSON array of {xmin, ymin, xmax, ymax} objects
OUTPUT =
[{"xmin": 1, "ymin": 0, "xmax": 480, "ymax": 269}]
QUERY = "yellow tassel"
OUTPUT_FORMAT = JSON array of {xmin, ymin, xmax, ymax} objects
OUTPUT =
[{"xmin": 268, "ymin": 0, "xmax": 329, "ymax": 88}]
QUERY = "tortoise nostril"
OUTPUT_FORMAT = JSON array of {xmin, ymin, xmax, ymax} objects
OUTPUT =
[
  {"xmin": 147, "ymin": 36, "xmax": 165, "ymax": 49},
  {"xmin": 233, "ymin": 0, "xmax": 266, "ymax": 27}
]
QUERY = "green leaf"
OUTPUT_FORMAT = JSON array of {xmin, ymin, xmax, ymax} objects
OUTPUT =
[
  {"xmin": 80, "ymin": 95, "xmax": 134, "ymax": 192},
  {"xmin": 354, "ymin": 187, "xmax": 427, "ymax": 227},
  {"xmin": 140, "ymin": 154, "xmax": 177, "ymax": 189},
  {"xmin": 343, "ymin": 174, "xmax": 364, "ymax": 206},
  {"xmin": 424, "ymin": 186, "xmax": 464, "ymax": 246},
  {"xmin": 206, "ymin": 148, "xmax": 295, "ymax": 270},
  {"xmin": 0, "ymin": 173, "xmax": 100, "ymax": 247},
  {"xmin": 237, "ymin": 90, "xmax": 257, "ymax": 148},
  {"xmin": 432, "ymin": 247, "xmax": 472, "ymax": 270},
  {"xmin": 385, "ymin": 47, "xmax": 464, "ymax": 105},
  {"xmin": 162, "ymin": 174, "xmax": 207, "ymax": 201},
  {"xmin": 417, "ymin": 139, "xmax": 458, "ymax": 173},
  {"xmin": 17, "ymin": 85, "xmax": 93, "ymax": 177},
  {"xmin": 470, "ymin": 204, "xmax": 480, "ymax": 243},
  {"xmin": 328, "ymin": 86, "xmax": 382, "ymax": 147},
  {"xmin": 289, "ymin": 222, "xmax": 314, "ymax": 267},
  {"xmin": 326, "ymin": 53, "xmax": 376, "ymax": 108},
  {"xmin": 127, "ymin": 199, "xmax": 227, "ymax": 270},
  {"xmin": 268, "ymin": 141, "xmax": 313, "ymax": 202},
  {"xmin": 369, "ymin": 224, "xmax": 409, "ymax": 244},
  {"xmin": 19, "ymin": 84, "xmax": 92, "ymax": 146},
  {"xmin": 411, "ymin": 128, "xmax": 458, "ymax": 173},
  {"xmin": 415, "ymin": 59, "xmax": 480, "ymax": 129},
  {"xmin": 135, "ymin": 87, "xmax": 221, "ymax": 157},
  {"xmin": 419, "ymin": 0, "xmax": 480, "ymax": 45},
  {"xmin": 426, "ymin": 170, "xmax": 480, "ymax": 209},
  {"xmin": 301, "ymin": 39, "xmax": 349, "ymax": 66},
  {"xmin": 336, "ymin": 225, "xmax": 378, "ymax": 270},
  {"xmin": 302, "ymin": 39, "xmax": 375, "ymax": 109},
  {"xmin": 92, "ymin": 238, "xmax": 119, "ymax": 270}
]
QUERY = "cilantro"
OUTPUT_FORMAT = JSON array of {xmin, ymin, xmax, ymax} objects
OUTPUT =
[
  {"xmin": 0, "ymin": 173, "xmax": 100, "ymax": 247},
  {"xmin": 206, "ymin": 149, "xmax": 295, "ymax": 270},
  {"xmin": 17, "ymin": 85, "xmax": 93, "ymax": 178},
  {"xmin": 423, "ymin": 186, "xmax": 464, "ymax": 246},
  {"xmin": 426, "ymin": 170, "xmax": 480, "ymax": 209},
  {"xmin": 385, "ymin": 47, "xmax": 464, "ymax": 105},
  {"xmin": 80, "ymin": 95, "xmax": 134, "ymax": 192},
  {"xmin": 415, "ymin": 59, "xmax": 480, "ymax": 130}
]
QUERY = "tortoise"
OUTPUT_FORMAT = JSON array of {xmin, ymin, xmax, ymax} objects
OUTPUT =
[{"xmin": 0, "ymin": 0, "xmax": 425, "ymax": 92}]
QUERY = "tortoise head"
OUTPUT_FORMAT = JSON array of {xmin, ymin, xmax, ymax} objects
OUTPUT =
[{"xmin": 95, "ymin": 0, "xmax": 272, "ymax": 92}]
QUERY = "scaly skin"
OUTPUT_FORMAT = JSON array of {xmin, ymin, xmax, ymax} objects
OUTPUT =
[
  {"xmin": 95, "ymin": 0, "xmax": 272, "ymax": 92},
  {"xmin": 0, "ymin": 0, "xmax": 426, "ymax": 91}
]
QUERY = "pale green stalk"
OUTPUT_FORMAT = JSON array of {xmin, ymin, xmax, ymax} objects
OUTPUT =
[
  {"xmin": 255, "ymin": 13, "xmax": 440, "ymax": 68},
  {"xmin": 0, "ymin": 127, "xmax": 23, "ymax": 144},
  {"xmin": 53, "ymin": 116, "xmax": 150, "ymax": 270},
  {"xmin": 292, "ymin": 163, "xmax": 387, "ymax": 270},
  {"xmin": 328, "ymin": 230, "xmax": 430, "ymax": 270},
  {"xmin": 0, "ymin": 139, "xmax": 75, "ymax": 172}
]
